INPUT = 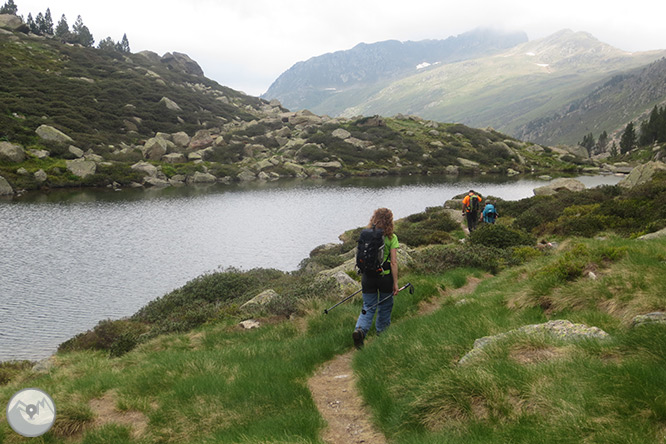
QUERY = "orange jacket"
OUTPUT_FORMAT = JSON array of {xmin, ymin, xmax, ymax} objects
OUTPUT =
[{"xmin": 462, "ymin": 194, "xmax": 482, "ymax": 213}]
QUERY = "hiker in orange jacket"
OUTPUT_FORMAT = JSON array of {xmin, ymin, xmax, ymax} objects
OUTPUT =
[{"xmin": 462, "ymin": 190, "xmax": 482, "ymax": 232}]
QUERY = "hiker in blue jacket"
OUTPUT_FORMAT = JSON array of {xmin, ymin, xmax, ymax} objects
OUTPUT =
[{"xmin": 482, "ymin": 201, "xmax": 498, "ymax": 224}]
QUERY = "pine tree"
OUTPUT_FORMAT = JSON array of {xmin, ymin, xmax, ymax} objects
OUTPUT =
[
  {"xmin": 0, "ymin": 0, "xmax": 18, "ymax": 15},
  {"xmin": 117, "ymin": 33, "xmax": 130, "ymax": 53},
  {"xmin": 72, "ymin": 15, "xmax": 94, "ymax": 47},
  {"xmin": 596, "ymin": 131, "xmax": 609, "ymax": 153},
  {"xmin": 620, "ymin": 122, "xmax": 636, "ymax": 154},
  {"xmin": 34, "ymin": 12, "xmax": 45, "ymax": 35},
  {"xmin": 98, "ymin": 36, "xmax": 116, "ymax": 51},
  {"xmin": 43, "ymin": 8, "xmax": 54, "ymax": 35},
  {"xmin": 26, "ymin": 13, "xmax": 39, "ymax": 34},
  {"xmin": 55, "ymin": 14, "xmax": 70, "ymax": 41},
  {"xmin": 580, "ymin": 133, "xmax": 595, "ymax": 155}
]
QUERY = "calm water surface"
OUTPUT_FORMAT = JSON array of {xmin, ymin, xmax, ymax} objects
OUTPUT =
[{"xmin": 0, "ymin": 174, "xmax": 622, "ymax": 361}]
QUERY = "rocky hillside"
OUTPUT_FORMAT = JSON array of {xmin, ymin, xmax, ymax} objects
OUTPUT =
[
  {"xmin": 515, "ymin": 57, "xmax": 666, "ymax": 146},
  {"xmin": 266, "ymin": 29, "xmax": 666, "ymax": 146},
  {"xmin": 0, "ymin": 22, "xmax": 590, "ymax": 197},
  {"xmin": 262, "ymin": 28, "xmax": 527, "ymax": 115}
]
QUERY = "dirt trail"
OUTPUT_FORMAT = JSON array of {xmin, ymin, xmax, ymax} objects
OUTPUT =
[
  {"xmin": 308, "ymin": 352, "xmax": 387, "ymax": 444},
  {"xmin": 308, "ymin": 270, "xmax": 487, "ymax": 443}
]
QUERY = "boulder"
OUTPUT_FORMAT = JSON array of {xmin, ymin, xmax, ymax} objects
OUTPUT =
[
  {"xmin": 66, "ymin": 159, "xmax": 97, "ymax": 178},
  {"xmin": 313, "ymin": 161, "xmax": 342, "ymax": 170},
  {"xmin": 34, "ymin": 169, "xmax": 47, "ymax": 183},
  {"xmin": 533, "ymin": 178, "xmax": 586, "ymax": 196},
  {"xmin": 28, "ymin": 149, "xmax": 50, "ymax": 159},
  {"xmin": 142, "ymin": 137, "xmax": 168, "ymax": 160},
  {"xmin": 638, "ymin": 227, "xmax": 666, "ymax": 240},
  {"xmin": 159, "ymin": 96, "xmax": 182, "ymax": 111},
  {"xmin": 289, "ymin": 110, "xmax": 323, "ymax": 126},
  {"xmin": 457, "ymin": 157, "xmax": 480, "ymax": 168},
  {"xmin": 68, "ymin": 145, "xmax": 84, "ymax": 158},
  {"xmin": 0, "ymin": 141, "xmax": 25, "ymax": 163},
  {"xmin": 36, "ymin": 125, "xmax": 73, "ymax": 143},
  {"xmin": 0, "ymin": 175, "xmax": 14, "ymax": 195},
  {"xmin": 172, "ymin": 131, "xmax": 191, "ymax": 148},
  {"xmin": 0, "ymin": 14, "xmax": 25, "ymax": 31},
  {"xmin": 459, "ymin": 320, "xmax": 609, "ymax": 365},
  {"xmin": 160, "ymin": 52, "xmax": 204, "ymax": 77},
  {"xmin": 239, "ymin": 319, "xmax": 261, "ymax": 329},
  {"xmin": 241, "ymin": 289, "xmax": 278, "ymax": 310},
  {"xmin": 237, "ymin": 169, "xmax": 257, "ymax": 182},
  {"xmin": 188, "ymin": 130, "xmax": 215, "ymax": 150},
  {"xmin": 631, "ymin": 312, "xmax": 666, "ymax": 328},
  {"xmin": 327, "ymin": 271, "xmax": 358, "ymax": 297},
  {"xmin": 188, "ymin": 171, "xmax": 217, "ymax": 183},
  {"xmin": 618, "ymin": 161, "xmax": 666, "ymax": 189},
  {"xmin": 131, "ymin": 161, "xmax": 158, "ymax": 177},
  {"xmin": 162, "ymin": 153, "xmax": 186, "ymax": 164},
  {"xmin": 332, "ymin": 128, "xmax": 351, "ymax": 140}
]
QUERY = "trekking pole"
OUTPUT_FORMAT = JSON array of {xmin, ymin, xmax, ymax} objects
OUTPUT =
[
  {"xmin": 362, "ymin": 283, "xmax": 414, "ymax": 315},
  {"xmin": 324, "ymin": 288, "xmax": 362, "ymax": 315}
]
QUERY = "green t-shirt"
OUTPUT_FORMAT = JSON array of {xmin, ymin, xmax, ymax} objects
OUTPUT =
[{"xmin": 381, "ymin": 234, "xmax": 399, "ymax": 275}]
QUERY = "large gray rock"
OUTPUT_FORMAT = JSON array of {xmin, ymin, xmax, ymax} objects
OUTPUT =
[
  {"xmin": 0, "ymin": 141, "xmax": 25, "ymax": 163},
  {"xmin": 142, "ymin": 137, "xmax": 168, "ymax": 160},
  {"xmin": 631, "ymin": 312, "xmax": 666, "ymax": 328},
  {"xmin": 0, "ymin": 14, "xmax": 24, "ymax": 31},
  {"xmin": 0, "ymin": 175, "xmax": 14, "ymax": 195},
  {"xmin": 34, "ymin": 169, "xmax": 47, "ymax": 183},
  {"xmin": 638, "ymin": 227, "xmax": 666, "ymax": 240},
  {"xmin": 172, "ymin": 131, "xmax": 191, "ymax": 148},
  {"xmin": 618, "ymin": 161, "xmax": 666, "ymax": 189},
  {"xmin": 160, "ymin": 52, "xmax": 204, "ymax": 77},
  {"xmin": 188, "ymin": 171, "xmax": 217, "ymax": 183},
  {"xmin": 66, "ymin": 159, "xmax": 97, "ymax": 178},
  {"xmin": 131, "ymin": 161, "xmax": 158, "ymax": 177},
  {"xmin": 159, "ymin": 96, "xmax": 182, "ymax": 111},
  {"xmin": 332, "ymin": 128, "xmax": 351, "ymax": 140},
  {"xmin": 533, "ymin": 178, "xmax": 586, "ymax": 196},
  {"xmin": 241, "ymin": 289, "xmax": 278, "ymax": 310},
  {"xmin": 459, "ymin": 320, "xmax": 609, "ymax": 365},
  {"xmin": 188, "ymin": 130, "xmax": 215, "ymax": 151},
  {"xmin": 36, "ymin": 125, "xmax": 74, "ymax": 143}
]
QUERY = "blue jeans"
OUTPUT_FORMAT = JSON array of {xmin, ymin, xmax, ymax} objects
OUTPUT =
[{"xmin": 355, "ymin": 291, "xmax": 394, "ymax": 335}]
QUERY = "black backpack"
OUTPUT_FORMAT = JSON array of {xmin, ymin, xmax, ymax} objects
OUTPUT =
[
  {"xmin": 470, "ymin": 195, "xmax": 480, "ymax": 212},
  {"xmin": 356, "ymin": 226, "xmax": 387, "ymax": 276}
]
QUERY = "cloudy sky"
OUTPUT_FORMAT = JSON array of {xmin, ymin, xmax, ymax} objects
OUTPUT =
[{"xmin": 13, "ymin": 0, "xmax": 666, "ymax": 97}]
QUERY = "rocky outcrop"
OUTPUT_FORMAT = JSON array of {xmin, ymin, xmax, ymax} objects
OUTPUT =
[
  {"xmin": 159, "ymin": 97, "xmax": 182, "ymax": 111},
  {"xmin": 36, "ymin": 125, "xmax": 74, "ymax": 143},
  {"xmin": 618, "ymin": 161, "xmax": 666, "ymax": 189},
  {"xmin": 459, "ymin": 320, "xmax": 609, "ymax": 365},
  {"xmin": 533, "ymin": 178, "xmax": 585, "ymax": 196},
  {"xmin": 0, "ymin": 141, "xmax": 25, "ymax": 163},
  {"xmin": 0, "ymin": 175, "xmax": 14, "ymax": 195},
  {"xmin": 0, "ymin": 14, "xmax": 27, "ymax": 32},
  {"xmin": 160, "ymin": 52, "xmax": 204, "ymax": 77}
]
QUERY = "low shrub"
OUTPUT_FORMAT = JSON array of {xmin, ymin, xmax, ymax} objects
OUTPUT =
[
  {"xmin": 468, "ymin": 224, "xmax": 535, "ymax": 249},
  {"xmin": 412, "ymin": 244, "xmax": 510, "ymax": 275}
]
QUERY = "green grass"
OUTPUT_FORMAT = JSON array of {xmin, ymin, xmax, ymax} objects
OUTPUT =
[{"xmin": 353, "ymin": 237, "xmax": 666, "ymax": 443}]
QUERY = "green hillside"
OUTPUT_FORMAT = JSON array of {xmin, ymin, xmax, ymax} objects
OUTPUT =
[
  {"xmin": 1, "ymin": 174, "xmax": 665, "ymax": 443},
  {"xmin": 0, "ymin": 26, "xmax": 593, "ymax": 196}
]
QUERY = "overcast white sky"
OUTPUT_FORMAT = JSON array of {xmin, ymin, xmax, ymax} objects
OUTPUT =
[{"xmin": 13, "ymin": 0, "xmax": 666, "ymax": 97}]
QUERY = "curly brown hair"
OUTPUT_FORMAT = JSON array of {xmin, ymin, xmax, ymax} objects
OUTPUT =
[{"xmin": 368, "ymin": 207, "xmax": 394, "ymax": 237}]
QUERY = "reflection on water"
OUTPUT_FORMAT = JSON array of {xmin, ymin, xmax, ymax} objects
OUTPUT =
[{"xmin": 0, "ymin": 174, "xmax": 623, "ymax": 361}]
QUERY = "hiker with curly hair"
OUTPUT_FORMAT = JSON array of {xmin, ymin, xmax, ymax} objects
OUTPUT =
[{"xmin": 353, "ymin": 208, "xmax": 399, "ymax": 349}]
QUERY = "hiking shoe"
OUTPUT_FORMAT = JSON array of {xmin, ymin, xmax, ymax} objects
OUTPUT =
[{"xmin": 352, "ymin": 328, "xmax": 365, "ymax": 349}]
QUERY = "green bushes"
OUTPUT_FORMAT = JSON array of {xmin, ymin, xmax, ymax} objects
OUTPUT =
[
  {"xmin": 468, "ymin": 224, "xmax": 535, "ymax": 249},
  {"xmin": 396, "ymin": 207, "xmax": 460, "ymax": 247},
  {"xmin": 412, "ymin": 244, "xmax": 510, "ymax": 275}
]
